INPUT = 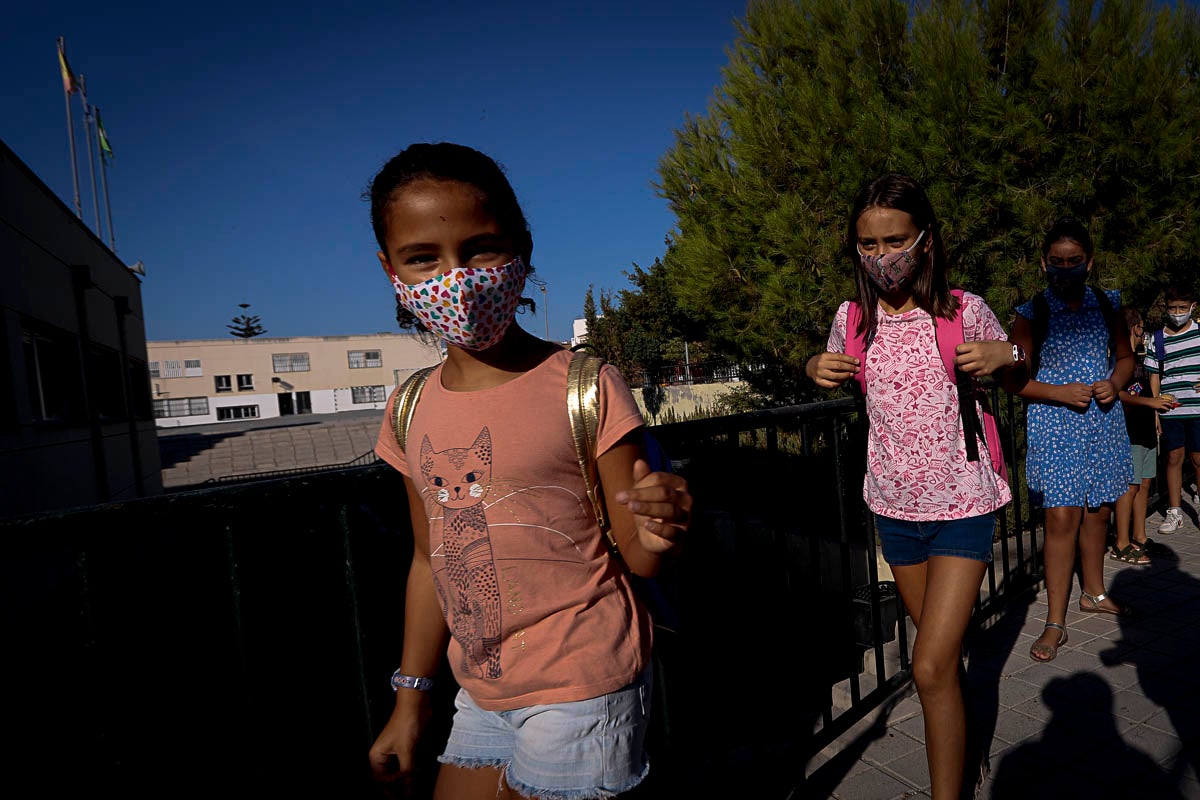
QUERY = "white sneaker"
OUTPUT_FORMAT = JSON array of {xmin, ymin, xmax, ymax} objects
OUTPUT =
[{"xmin": 1159, "ymin": 507, "xmax": 1185, "ymax": 534}]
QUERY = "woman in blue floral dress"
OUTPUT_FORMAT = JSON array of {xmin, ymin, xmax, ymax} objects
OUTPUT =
[{"xmin": 1009, "ymin": 218, "xmax": 1135, "ymax": 663}]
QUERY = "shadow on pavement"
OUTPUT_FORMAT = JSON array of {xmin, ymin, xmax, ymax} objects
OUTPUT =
[{"xmin": 990, "ymin": 672, "xmax": 1184, "ymax": 799}]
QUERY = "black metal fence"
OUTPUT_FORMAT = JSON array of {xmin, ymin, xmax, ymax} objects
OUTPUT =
[{"xmin": 0, "ymin": 394, "xmax": 1050, "ymax": 798}]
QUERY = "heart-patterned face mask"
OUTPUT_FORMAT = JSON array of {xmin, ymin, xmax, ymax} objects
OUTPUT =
[
  {"xmin": 858, "ymin": 231, "xmax": 926, "ymax": 294},
  {"xmin": 392, "ymin": 257, "xmax": 528, "ymax": 350}
]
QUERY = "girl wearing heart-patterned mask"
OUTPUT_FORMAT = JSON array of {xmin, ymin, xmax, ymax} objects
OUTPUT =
[
  {"xmin": 807, "ymin": 173, "xmax": 1024, "ymax": 800},
  {"xmin": 365, "ymin": 142, "xmax": 692, "ymax": 800}
]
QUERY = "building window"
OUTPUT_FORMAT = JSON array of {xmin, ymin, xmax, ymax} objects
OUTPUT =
[
  {"xmin": 215, "ymin": 375, "xmax": 232, "ymax": 393},
  {"xmin": 348, "ymin": 349, "xmax": 383, "ymax": 369},
  {"xmin": 22, "ymin": 325, "xmax": 83, "ymax": 423},
  {"xmin": 237, "ymin": 374, "xmax": 254, "ymax": 391},
  {"xmin": 184, "ymin": 359, "xmax": 202, "ymax": 377},
  {"xmin": 217, "ymin": 405, "xmax": 259, "ymax": 421},
  {"xmin": 153, "ymin": 396, "xmax": 209, "ymax": 418},
  {"xmin": 149, "ymin": 361, "xmax": 160, "ymax": 378},
  {"xmin": 272, "ymin": 352, "xmax": 310, "ymax": 373},
  {"xmin": 161, "ymin": 359, "xmax": 183, "ymax": 378},
  {"xmin": 351, "ymin": 385, "xmax": 387, "ymax": 404}
]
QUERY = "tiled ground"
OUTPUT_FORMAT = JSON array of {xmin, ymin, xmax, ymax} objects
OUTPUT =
[{"xmin": 804, "ymin": 503, "xmax": 1200, "ymax": 800}]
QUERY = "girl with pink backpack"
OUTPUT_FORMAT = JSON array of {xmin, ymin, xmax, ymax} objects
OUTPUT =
[{"xmin": 805, "ymin": 173, "xmax": 1026, "ymax": 800}]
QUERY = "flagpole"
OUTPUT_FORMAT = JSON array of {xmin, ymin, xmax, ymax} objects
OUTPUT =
[
  {"xmin": 99, "ymin": 147, "xmax": 116, "ymax": 253},
  {"xmin": 57, "ymin": 37, "xmax": 82, "ymax": 219},
  {"xmin": 95, "ymin": 106, "xmax": 116, "ymax": 252},
  {"xmin": 79, "ymin": 75, "xmax": 102, "ymax": 234}
]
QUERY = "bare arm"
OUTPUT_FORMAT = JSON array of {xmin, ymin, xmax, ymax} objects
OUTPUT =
[
  {"xmin": 1008, "ymin": 314, "xmax": 1093, "ymax": 409},
  {"xmin": 1094, "ymin": 311, "xmax": 1134, "ymax": 406},
  {"xmin": 597, "ymin": 433, "xmax": 690, "ymax": 578},
  {"xmin": 368, "ymin": 476, "xmax": 450, "ymax": 786}
]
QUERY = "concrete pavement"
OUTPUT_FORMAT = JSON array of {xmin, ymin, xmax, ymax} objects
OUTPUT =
[{"xmin": 156, "ymin": 409, "xmax": 385, "ymax": 488}]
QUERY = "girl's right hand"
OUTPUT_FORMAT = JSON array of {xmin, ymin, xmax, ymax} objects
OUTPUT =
[
  {"xmin": 1056, "ymin": 382, "xmax": 1094, "ymax": 409},
  {"xmin": 368, "ymin": 692, "xmax": 433, "ymax": 790},
  {"xmin": 806, "ymin": 352, "xmax": 860, "ymax": 388}
]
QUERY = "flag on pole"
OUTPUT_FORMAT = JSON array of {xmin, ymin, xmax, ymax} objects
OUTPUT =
[
  {"xmin": 57, "ymin": 37, "xmax": 78, "ymax": 95},
  {"xmin": 96, "ymin": 108, "xmax": 114, "ymax": 162}
]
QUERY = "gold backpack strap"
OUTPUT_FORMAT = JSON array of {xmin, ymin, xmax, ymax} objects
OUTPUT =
[
  {"xmin": 391, "ymin": 365, "xmax": 437, "ymax": 453},
  {"xmin": 566, "ymin": 351, "xmax": 614, "ymax": 549}
]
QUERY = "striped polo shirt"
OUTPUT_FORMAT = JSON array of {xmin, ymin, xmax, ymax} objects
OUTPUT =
[{"xmin": 1145, "ymin": 320, "xmax": 1200, "ymax": 419}]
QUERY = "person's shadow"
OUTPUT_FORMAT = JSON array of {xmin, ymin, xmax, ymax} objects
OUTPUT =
[
  {"xmin": 990, "ymin": 672, "xmax": 1184, "ymax": 799},
  {"xmin": 1100, "ymin": 550, "xmax": 1200, "ymax": 787}
]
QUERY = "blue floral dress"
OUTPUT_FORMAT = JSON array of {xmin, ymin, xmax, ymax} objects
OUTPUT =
[{"xmin": 1017, "ymin": 288, "xmax": 1133, "ymax": 508}]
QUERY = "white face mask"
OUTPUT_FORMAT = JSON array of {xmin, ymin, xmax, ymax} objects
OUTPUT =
[{"xmin": 1167, "ymin": 304, "xmax": 1195, "ymax": 329}]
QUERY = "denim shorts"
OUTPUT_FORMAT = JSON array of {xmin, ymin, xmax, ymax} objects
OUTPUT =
[
  {"xmin": 1161, "ymin": 417, "xmax": 1200, "ymax": 453},
  {"xmin": 439, "ymin": 665, "xmax": 651, "ymax": 800},
  {"xmin": 875, "ymin": 512, "xmax": 996, "ymax": 566},
  {"xmin": 1130, "ymin": 443, "xmax": 1158, "ymax": 483}
]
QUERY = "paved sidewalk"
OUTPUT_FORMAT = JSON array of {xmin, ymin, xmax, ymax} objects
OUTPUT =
[
  {"xmin": 804, "ymin": 505, "xmax": 1200, "ymax": 799},
  {"xmin": 156, "ymin": 409, "xmax": 384, "ymax": 488}
]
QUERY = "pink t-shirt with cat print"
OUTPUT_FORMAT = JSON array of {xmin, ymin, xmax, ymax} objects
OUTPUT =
[
  {"xmin": 374, "ymin": 348, "xmax": 650, "ymax": 711},
  {"xmin": 826, "ymin": 292, "xmax": 1013, "ymax": 521}
]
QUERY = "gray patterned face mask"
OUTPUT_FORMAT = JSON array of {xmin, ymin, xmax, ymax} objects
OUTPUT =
[
  {"xmin": 1167, "ymin": 305, "xmax": 1194, "ymax": 329},
  {"xmin": 858, "ymin": 231, "xmax": 926, "ymax": 293}
]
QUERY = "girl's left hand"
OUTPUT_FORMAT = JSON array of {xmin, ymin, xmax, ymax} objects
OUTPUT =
[
  {"xmin": 616, "ymin": 459, "xmax": 690, "ymax": 554},
  {"xmin": 1092, "ymin": 379, "xmax": 1118, "ymax": 405},
  {"xmin": 954, "ymin": 341, "xmax": 1015, "ymax": 377}
]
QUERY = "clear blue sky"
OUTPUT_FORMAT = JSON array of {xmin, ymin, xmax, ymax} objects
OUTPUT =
[{"xmin": 3, "ymin": 0, "xmax": 749, "ymax": 342}]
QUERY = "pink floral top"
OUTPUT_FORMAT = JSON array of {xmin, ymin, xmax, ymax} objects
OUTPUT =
[{"xmin": 826, "ymin": 292, "xmax": 1012, "ymax": 521}]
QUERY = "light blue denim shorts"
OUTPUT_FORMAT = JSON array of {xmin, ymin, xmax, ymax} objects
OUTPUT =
[
  {"xmin": 439, "ymin": 665, "xmax": 652, "ymax": 800},
  {"xmin": 875, "ymin": 512, "xmax": 996, "ymax": 566}
]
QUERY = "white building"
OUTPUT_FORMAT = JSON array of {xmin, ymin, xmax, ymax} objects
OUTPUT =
[{"xmin": 146, "ymin": 333, "xmax": 442, "ymax": 428}]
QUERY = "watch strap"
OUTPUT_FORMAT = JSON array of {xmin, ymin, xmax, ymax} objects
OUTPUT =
[{"xmin": 391, "ymin": 670, "xmax": 434, "ymax": 692}]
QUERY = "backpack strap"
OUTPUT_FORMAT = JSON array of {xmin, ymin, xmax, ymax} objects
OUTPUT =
[
  {"xmin": 1030, "ymin": 292, "xmax": 1050, "ymax": 379},
  {"xmin": 566, "ymin": 350, "xmax": 614, "ymax": 551},
  {"xmin": 845, "ymin": 301, "xmax": 868, "ymax": 393},
  {"xmin": 391, "ymin": 365, "xmax": 437, "ymax": 453},
  {"xmin": 932, "ymin": 290, "xmax": 982, "ymax": 466},
  {"xmin": 1154, "ymin": 328, "xmax": 1166, "ymax": 367}
]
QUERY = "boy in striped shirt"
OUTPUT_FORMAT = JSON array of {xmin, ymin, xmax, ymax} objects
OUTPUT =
[{"xmin": 1146, "ymin": 286, "xmax": 1200, "ymax": 533}]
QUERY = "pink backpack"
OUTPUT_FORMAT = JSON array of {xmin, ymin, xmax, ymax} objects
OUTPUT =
[{"xmin": 844, "ymin": 289, "xmax": 1008, "ymax": 482}]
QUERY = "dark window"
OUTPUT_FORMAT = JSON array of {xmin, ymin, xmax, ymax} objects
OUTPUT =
[
  {"xmin": 22, "ymin": 324, "xmax": 83, "ymax": 424},
  {"xmin": 237, "ymin": 373, "xmax": 254, "ymax": 391},
  {"xmin": 215, "ymin": 375, "xmax": 232, "ymax": 393}
]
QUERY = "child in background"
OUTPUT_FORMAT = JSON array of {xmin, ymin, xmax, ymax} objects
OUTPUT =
[
  {"xmin": 1113, "ymin": 306, "xmax": 1171, "ymax": 564},
  {"xmin": 1007, "ymin": 217, "xmax": 1135, "ymax": 665},
  {"xmin": 1146, "ymin": 285, "xmax": 1200, "ymax": 534},
  {"xmin": 806, "ymin": 173, "xmax": 1023, "ymax": 800},
  {"xmin": 363, "ymin": 142, "xmax": 692, "ymax": 800}
]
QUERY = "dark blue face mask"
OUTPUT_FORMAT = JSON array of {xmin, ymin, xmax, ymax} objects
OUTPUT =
[{"xmin": 1047, "ymin": 261, "xmax": 1088, "ymax": 297}]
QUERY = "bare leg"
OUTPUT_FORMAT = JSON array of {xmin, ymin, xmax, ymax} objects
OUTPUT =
[
  {"xmin": 899, "ymin": 556, "xmax": 988, "ymax": 800},
  {"xmin": 435, "ymin": 764, "xmax": 511, "ymax": 800},
  {"xmin": 1166, "ymin": 447, "xmax": 1185, "ymax": 508},
  {"xmin": 1033, "ymin": 506, "xmax": 1083, "ymax": 652},
  {"xmin": 1080, "ymin": 505, "xmax": 1123, "ymax": 613},
  {"xmin": 1132, "ymin": 479, "xmax": 1152, "ymax": 545},
  {"xmin": 1114, "ymin": 484, "xmax": 1136, "ymax": 551}
]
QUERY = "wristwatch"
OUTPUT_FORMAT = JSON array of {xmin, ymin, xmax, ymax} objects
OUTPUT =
[
  {"xmin": 1012, "ymin": 344, "xmax": 1027, "ymax": 364},
  {"xmin": 391, "ymin": 670, "xmax": 434, "ymax": 692}
]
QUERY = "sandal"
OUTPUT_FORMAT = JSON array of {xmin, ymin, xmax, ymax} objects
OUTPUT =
[
  {"xmin": 1079, "ymin": 591, "xmax": 1133, "ymax": 616},
  {"xmin": 1109, "ymin": 544, "xmax": 1151, "ymax": 565},
  {"xmin": 1030, "ymin": 622, "xmax": 1068, "ymax": 662}
]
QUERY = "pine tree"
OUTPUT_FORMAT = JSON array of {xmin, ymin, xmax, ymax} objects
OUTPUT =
[
  {"xmin": 227, "ymin": 303, "xmax": 267, "ymax": 338},
  {"xmin": 655, "ymin": 0, "xmax": 1200, "ymax": 403}
]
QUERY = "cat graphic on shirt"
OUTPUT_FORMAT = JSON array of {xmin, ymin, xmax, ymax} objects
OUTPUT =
[{"xmin": 419, "ymin": 427, "xmax": 503, "ymax": 680}]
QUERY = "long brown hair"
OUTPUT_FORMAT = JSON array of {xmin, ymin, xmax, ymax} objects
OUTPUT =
[{"xmin": 847, "ymin": 173, "xmax": 958, "ymax": 339}]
